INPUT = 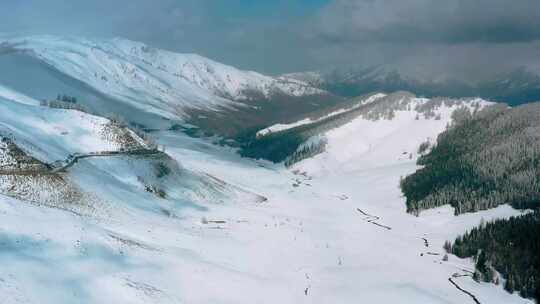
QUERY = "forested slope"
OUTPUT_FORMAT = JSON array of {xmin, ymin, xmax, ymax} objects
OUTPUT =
[
  {"xmin": 449, "ymin": 211, "xmax": 540, "ymax": 302},
  {"xmin": 401, "ymin": 102, "xmax": 540, "ymax": 215}
]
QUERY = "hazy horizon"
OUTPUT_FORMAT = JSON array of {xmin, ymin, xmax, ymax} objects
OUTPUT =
[{"xmin": 2, "ymin": 0, "xmax": 540, "ymax": 80}]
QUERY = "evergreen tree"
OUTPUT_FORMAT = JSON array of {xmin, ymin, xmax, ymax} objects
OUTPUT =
[
  {"xmin": 451, "ymin": 211, "xmax": 540, "ymax": 301},
  {"xmin": 401, "ymin": 102, "xmax": 540, "ymax": 215}
]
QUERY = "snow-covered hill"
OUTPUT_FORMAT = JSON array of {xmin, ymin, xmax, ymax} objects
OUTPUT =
[
  {"xmin": 0, "ymin": 89, "xmax": 142, "ymax": 163},
  {"xmin": 0, "ymin": 85, "xmax": 262, "ymax": 213},
  {"xmin": 0, "ymin": 88, "xmax": 145, "ymax": 210},
  {"xmin": 249, "ymin": 92, "xmax": 492, "ymax": 168},
  {"xmin": 0, "ymin": 35, "xmax": 325, "ymax": 119},
  {"xmin": 296, "ymin": 95, "xmax": 491, "ymax": 174}
]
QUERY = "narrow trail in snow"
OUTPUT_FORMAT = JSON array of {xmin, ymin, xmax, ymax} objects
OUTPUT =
[
  {"xmin": 0, "ymin": 149, "xmax": 161, "ymax": 175},
  {"xmin": 448, "ymin": 277, "xmax": 482, "ymax": 304},
  {"xmin": 356, "ymin": 208, "xmax": 392, "ymax": 230},
  {"xmin": 52, "ymin": 149, "xmax": 161, "ymax": 173}
]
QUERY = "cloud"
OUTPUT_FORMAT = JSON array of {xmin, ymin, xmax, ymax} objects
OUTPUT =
[
  {"xmin": 0, "ymin": 0, "xmax": 539, "ymax": 79},
  {"xmin": 312, "ymin": 0, "xmax": 540, "ymax": 44}
]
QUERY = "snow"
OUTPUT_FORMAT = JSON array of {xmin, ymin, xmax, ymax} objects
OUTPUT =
[
  {"xmin": 0, "ymin": 83, "xmax": 40, "ymax": 106},
  {"xmin": 0, "ymin": 92, "xmax": 140, "ymax": 163},
  {"xmin": 257, "ymin": 118, "xmax": 314, "ymax": 137},
  {"xmin": 0, "ymin": 35, "xmax": 325, "ymax": 119},
  {"xmin": 1, "ymin": 127, "xmax": 530, "ymax": 303},
  {"xmin": 294, "ymin": 97, "xmax": 492, "ymax": 175},
  {"xmin": 0, "ymin": 84, "xmax": 528, "ymax": 303}
]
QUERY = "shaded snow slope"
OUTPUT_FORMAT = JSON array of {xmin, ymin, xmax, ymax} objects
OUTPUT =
[
  {"xmin": 0, "ymin": 83, "xmax": 39, "ymax": 106},
  {"xmin": 256, "ymin": 93, "xmax": 387, "ymax": 137},
  {"xmin": 0, "ymin": 35, "xmax": 325, "ymax": 119}
]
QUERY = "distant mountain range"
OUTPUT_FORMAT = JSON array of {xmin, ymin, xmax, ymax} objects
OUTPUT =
[{"xmin": 285, "ymin": 65, "xmax": 540, "ymax": 106}]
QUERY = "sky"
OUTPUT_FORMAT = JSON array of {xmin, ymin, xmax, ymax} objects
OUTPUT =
[{"xmin": 1, "ymin": 0, "xmax": 540, "ymax": 81}]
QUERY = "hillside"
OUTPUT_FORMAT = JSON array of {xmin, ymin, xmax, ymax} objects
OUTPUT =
[
  {"xmin": 242, "ymin": 91, "xmax": 491, "ymax": 171},
  {"xmin": 0, "ymin": 91, "xmax": 145, "ymax": 163},
  {"xmin": 448, "ymin": 212, "xmax": 540, "ymax": 302},
  {"xmin": 0, "ymin": 87, "xmax": 262, "ymax": 213},
  {"xmin": 0, "ymin": 91, "xmax": 145, "ymax": 211},
  {"xmin": 401, "ymin": 102, "xmax": 540, "ymax": 215}
]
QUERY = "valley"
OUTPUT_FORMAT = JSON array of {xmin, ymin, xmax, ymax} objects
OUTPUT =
[
  {"xmin": 0, "ymin": 34, "xmax": 537, "ymax": 303},
  {"xmin": 1, "ymin": 126, "xmax": 531, "ymax": 303}
]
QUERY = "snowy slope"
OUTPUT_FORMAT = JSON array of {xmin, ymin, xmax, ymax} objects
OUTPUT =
[
  {"xmin": 0, "ymin": 127, "xmax": 530, "ymax": 304},
  {"xmin": 0, "ymin": 83, "xmax": 264, "ymax": 210},
  {"xmin": 0, "ymin": 83, "xmax": 40, "ymax": 106},
  {"xmin": 0, "ymin": 92, "xmax": 140, "ymax": 163},
  {"xmin": 0, "ymin": 35, "xmax": 325, "ymax": 118},
  {"xmin": 271, "ymin": 92, "xmax": 493, "ymax": 173},
  {"xmin": 0, "ymin": 87, "xmax": 153, "ymax": 210}
]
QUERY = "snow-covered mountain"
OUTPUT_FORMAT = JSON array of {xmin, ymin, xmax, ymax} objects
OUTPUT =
[
  {"xmin": 286, "ymin": 65, "xmax": 540, "ymax": 106},
  {"xmin": 0, "ymin": 35, "xmax": 327, "ymax": 120}
]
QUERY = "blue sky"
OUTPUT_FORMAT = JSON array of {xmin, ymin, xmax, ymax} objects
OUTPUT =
[{"xmin": 1, "ymin": 0, "xmax": 540, "ymax": 78}]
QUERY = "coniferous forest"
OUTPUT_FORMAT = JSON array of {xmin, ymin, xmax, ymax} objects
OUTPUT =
[
  {"xmin": 448, "ymin": 211, "xmax": 540, "ymax": 302},
  {"xmin": 401, "ymin": 102, "xmax": 540, "ymax": 215},
  {"xmin": 400, "ymin": 102, "xmax": 540, "ymax": 302}
]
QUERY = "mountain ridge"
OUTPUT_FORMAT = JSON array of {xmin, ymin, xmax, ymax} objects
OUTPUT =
[
  {"xmin": 0, "ymin": 35, "xmax": 329, "ymax": 119},
  {"xmin": 285, "ymin": 65, "xmax": 540, "ymax": 106}
]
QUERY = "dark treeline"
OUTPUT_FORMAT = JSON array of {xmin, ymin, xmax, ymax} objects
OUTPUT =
[
  {"xmin": 284, "ymin": 137, "xmax": 327, "ymax": 167},
  {"xmin": 447, "ymin": 211, "xmax": 540, "ymax": 302},
  {"xmin": 238, "ymin": 128, "xmax": 307, "ymax": 163},
  {"xmin": 401, "ymin": 102, "xmax": 540, "ymax": 215},
  {"xmin": 40, "ymin": 93, "xmax": 88, "ymax": 112}
]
